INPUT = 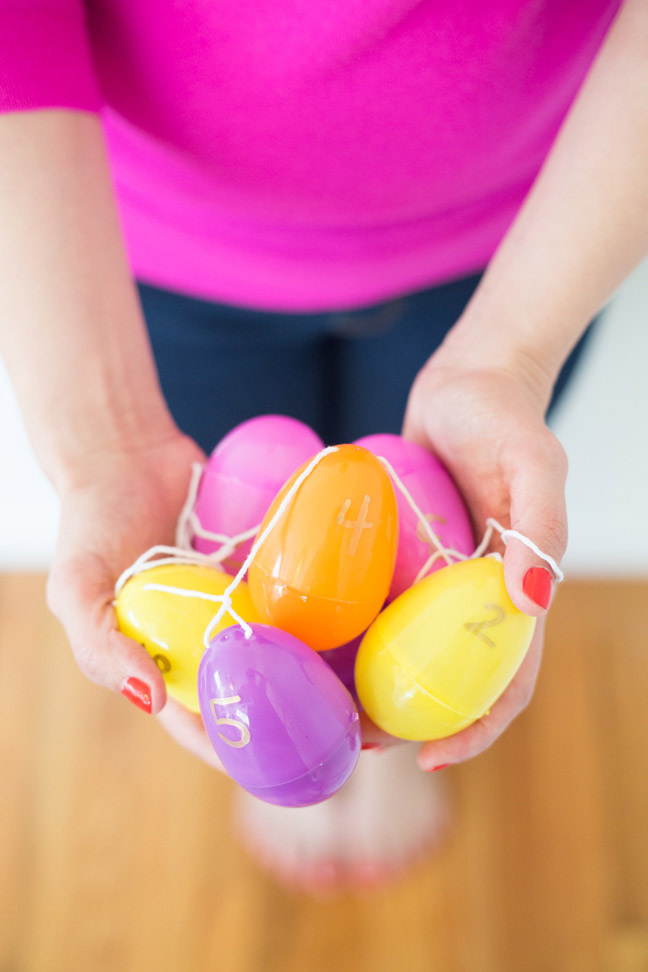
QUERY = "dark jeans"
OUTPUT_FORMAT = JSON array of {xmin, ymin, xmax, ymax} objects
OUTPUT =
[{"xmin": 138, "ymin": 275, "xmax": 593, "ymax": 454}]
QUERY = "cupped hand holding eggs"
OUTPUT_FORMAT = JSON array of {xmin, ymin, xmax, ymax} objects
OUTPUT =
[
  {"xmin": 46, "ymin": 429, "xmax": 227, "ymax": 770},
  {"xmin": 105, "ymin": 390, "xmax": 565, "ymax": 789},
  {"xmin": 400, "ymin": 353, "xmax": 567, "ymax": 771}
]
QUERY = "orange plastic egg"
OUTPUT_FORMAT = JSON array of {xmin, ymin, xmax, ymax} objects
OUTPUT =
[{"xmin": 247, "ymin": 444, "xmax": 398, "ymax": 650}]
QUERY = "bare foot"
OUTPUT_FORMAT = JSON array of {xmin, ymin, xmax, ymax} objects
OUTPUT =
[{"xmin": 233, "ymin": 744, "xmax": 452, "ymax": 896}]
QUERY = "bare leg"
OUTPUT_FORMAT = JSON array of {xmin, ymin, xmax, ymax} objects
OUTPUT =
[{"xmin": 233, "ymin": 743, "xmax": 452, "ymax": 896}]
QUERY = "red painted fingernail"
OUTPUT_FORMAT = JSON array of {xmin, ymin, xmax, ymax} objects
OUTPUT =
[
  {"xmin": 523, "ymin": 566, "xmax": 553, "ymax": 609},
  {"xmin": 121, "ymin": 677, "xmax": 152, "ymax": 713},
  {"xmin": 361, "ymin": 743, "xmax": 382, "ymax": 751},
  {"xmin": 431, "ymin": 763, "xmax": 451, "ymax": 772}
]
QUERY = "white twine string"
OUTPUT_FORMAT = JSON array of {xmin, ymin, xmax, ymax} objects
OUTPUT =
[
  {"xmin": 479, "ymin": 517, "xmax": 564, "ymax": 582},
  {"xmin": 113, "ymin": 543, "xmax": 257, "ymax": 639},
  {"xmin": 175, "ymin": 462, "xmax": 204, "ymax": 549},
  {"xmin": 175, "ymin": 461, "xmax": 260, "ymax": 557},
  {"xmin": 377, "ymin": 454, "xmax": 477, "ymax": 582},
  {"xmin": 115, "ymin": 443, "xmax": 564, "ymax": 654},
  {"xmin": 114, "ymin": 544, "xmax": 222, "ymax": 597},
  {"xmin": 114, "ymin": 462, "xmax": 263, "ymax": 610},
  {"xmin": 112, "ymin": 523, "xmax": 262, "ymax": 596},
  {"xmin": 137, "ymin": 583, "xmax": 254, "ymax": 638},
  {"xmin": 201, "ymin": 446, "xmax": 338, "ymax": 648},
  {"xmin": 376, "ymin": 456, "xmax": 456, "ymax": 576},
  {"xmin": 112, "ymin": 447, "xmax": 335, "ymax": 648},
  {"xmin": 377, "ymin": 457, "xmax": 563, "ymax": 584}
]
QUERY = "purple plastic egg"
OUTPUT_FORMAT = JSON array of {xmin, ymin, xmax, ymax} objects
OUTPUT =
[
  {"xmin": 198, "ymin": 623, "xmax": 361, "ymax": 807},
  {"xmin": 355, "ymin": 433, "xmax": 474, "ymax": 600},
  {"xmin": 193, "ymin": 415, "xmax": 324, "ymax": 573},
  {"xmin": 321, "ymin": 635, "xmax": 362, "ymax": 700}
]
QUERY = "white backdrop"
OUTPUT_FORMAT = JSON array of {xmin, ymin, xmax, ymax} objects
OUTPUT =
[{"xmin": 1, "ymin": 258, "xmax": 647, "ymax": 574}]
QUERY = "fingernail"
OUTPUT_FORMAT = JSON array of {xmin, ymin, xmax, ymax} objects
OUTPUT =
[
  {"xmin": 523, "ymin": 566, "xmax": 553, "ymax": 609},
  {"xmin": 430, "ymin": 763, "xmax": 451, "ymax": 772},
  {"xmin": 361, "ymin": 743, "xmax": 382, "ymax": 751},
  {"xmin": 121, "ymin": 677, "xmax": 152, "ymax": 713}
]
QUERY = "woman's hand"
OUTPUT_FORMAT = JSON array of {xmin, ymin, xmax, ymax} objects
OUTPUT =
[
  {"xmin": 398, "ymin": 352, "xmax": 567, "ymax": 772},
  {"xmin": 45, "ymin": 428, "xmax": 224, "ymax": 770},
  {"xmin": 388, "ymin": 0, "xmax": 648, "ymax": 771}
]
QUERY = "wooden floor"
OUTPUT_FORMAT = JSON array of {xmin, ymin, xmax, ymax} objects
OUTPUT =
[{"xmin": 0, "ymin": 575, "xmax": 646, "ymax": 972}]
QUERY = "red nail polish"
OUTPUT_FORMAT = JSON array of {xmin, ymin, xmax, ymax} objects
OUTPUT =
[
  {"xmin": 523, "ymin": 566, "xmax": 553, "ymax": 609},
  {"xmin": 431, "ymin": 763, "xmax": 450, "ymax": 772},
  {"xmin": 121, "ymin": 677, "xmax": 152, "ymax": 713},
  {"xmin": 361, "ymin": 743, "xmax": 382, "ymax": 751}
]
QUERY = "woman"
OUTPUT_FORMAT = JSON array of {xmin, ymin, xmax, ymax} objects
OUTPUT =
[{"xmin": 1, "ymin": 0, "xmax": 646, "ymax": 892}]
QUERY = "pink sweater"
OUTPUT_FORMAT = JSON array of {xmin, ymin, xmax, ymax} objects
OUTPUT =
[{"xmin": 0, "ymin": 0, "xmax": 621, "ymax": 311}]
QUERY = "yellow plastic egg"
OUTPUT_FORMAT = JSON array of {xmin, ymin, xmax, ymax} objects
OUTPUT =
[
  {"xmin": 355, "ymin": 557, "xmax": 536, "ymax": 740},
  {"xmin": 115, "ymin": 563, "xmax": 258, "ymax": 712}
]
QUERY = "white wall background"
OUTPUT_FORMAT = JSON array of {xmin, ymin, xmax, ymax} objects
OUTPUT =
[
  {"xmin": 1, "ymin": 258, "xmax": 647, "ymax": 575},
  {"xmin": 550, "ymin": 257, "xmax": 648, "ymax": 575}
]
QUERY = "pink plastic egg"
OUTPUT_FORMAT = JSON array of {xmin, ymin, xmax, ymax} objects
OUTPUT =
[
  {"xmin": 193, "ymin": 415, "xmax": 324, "ymax": 573},
  {"xmin": 355, "ymin": 434, "xmax": 474, "ymax": 599}
]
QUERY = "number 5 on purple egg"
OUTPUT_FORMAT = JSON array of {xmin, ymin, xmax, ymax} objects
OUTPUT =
[
  {"xmin": 209, "ymin": 696, "xmax": 251, "ymax": 748},
  {"xmin": 198, "ymin": 624, "xmax": 362, "ymax": 807}
]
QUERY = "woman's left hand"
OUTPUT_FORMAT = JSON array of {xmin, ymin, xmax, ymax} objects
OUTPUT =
[{"xmin": 361, "ymin": 350, "xmax": 567, "ymax": 768}]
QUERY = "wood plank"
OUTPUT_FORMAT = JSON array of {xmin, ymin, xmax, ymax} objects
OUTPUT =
[{"xmin": 0, "ymin": 575, "xmax": 646, "ymax": 972}]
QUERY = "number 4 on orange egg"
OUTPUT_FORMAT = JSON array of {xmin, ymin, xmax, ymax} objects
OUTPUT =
[{"xmin": 336, "ymin": 494, "xmax": 374, "ymax": 556}]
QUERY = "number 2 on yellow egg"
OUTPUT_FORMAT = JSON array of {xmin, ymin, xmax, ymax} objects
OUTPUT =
[
  {"xmin": 210, "ymin": 696, "xmax": 251, "ymax": 748},
  {"xmin": 463, "ymin": 603, "xmax": 506, "ymax": 648}
]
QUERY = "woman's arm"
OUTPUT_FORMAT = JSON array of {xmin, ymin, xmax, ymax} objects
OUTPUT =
[
  {"xmin": 440, "ymin": 0, "xmax": 648, "ymax": 400},
  {"xmin": 0, "ymin": 110, "xmax": 222, "ymax": 765},
  {"xmin": 403, "ymin": 0, "xmax": 648, "ymax": 769},
  {"xmin": 0, "ymin": 110, "xmax": 175, "ymax": 489}
]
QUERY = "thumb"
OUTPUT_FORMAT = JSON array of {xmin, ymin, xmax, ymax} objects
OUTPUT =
[
  {"xmin": 47, "ymin": 555, "xmax": 168, "ymax": 713},
  {"xmin": 501, "ymin": 430, "xmax": 568, "ymax": 617}
]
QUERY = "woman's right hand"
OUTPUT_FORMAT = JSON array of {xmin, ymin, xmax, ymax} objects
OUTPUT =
[
  {"xmin": 0, "ymin": 112, "xmax": 223, "ymax": 766},
  {"xmin": 45, "ymin": 428, "xmax": 224, "ymax": 770}
]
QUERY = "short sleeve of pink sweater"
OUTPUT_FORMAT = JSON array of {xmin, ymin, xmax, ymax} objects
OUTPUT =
[
  {"xmin": 0, "ymin": 2, "xmax": 101, "ymax": 111},
  {"xmin": 0, "ymin": 1, "xmax": 622, "ymax": 312}
]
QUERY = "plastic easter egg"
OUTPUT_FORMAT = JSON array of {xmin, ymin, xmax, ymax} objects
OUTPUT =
[
  {"xmin": 115, "ymin": 564, "xmax": 258, "ymax": 713},
  {"xmin": 355, "ymin": 557, "xmax": 536, "ymax": 741},
  {"xmin": 193, "ymin": 415, "xmax": 324, "ymax": 572},
  {"xmin": 321, "ymin": 635, "xmax": 362, "ymax": 699},
  {"xmin": 247, "ymin": 444, "xmax": 398, "ymax": 650},
  {"xmin": 198, "ymin": 623, "xmax": 361, "ymax": 806},
  {"xmin": 355, "ymin": 434, "xmax": 474, "ymax": 599}
]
